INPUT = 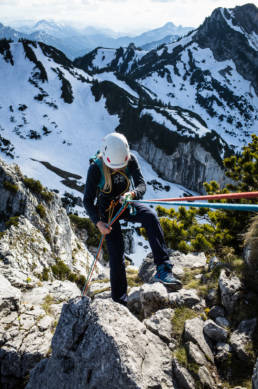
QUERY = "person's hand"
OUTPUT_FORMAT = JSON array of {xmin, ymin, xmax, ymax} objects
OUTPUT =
[
  {"xmin": 96, "ymin": 221, "xmax": 112, "ymax": 235},
  {"xmin": 120, "ymin": 191, "xmax": 135, "ymax": 204}
]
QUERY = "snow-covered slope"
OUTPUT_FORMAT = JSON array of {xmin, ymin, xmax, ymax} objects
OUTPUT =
[
  {"xmin": 76, "ymin": 4, "xmax": 258, "ymax": 153},
  {"xmin": 0, "ymin": 39, "xmax": 197, "ymax": 211}
]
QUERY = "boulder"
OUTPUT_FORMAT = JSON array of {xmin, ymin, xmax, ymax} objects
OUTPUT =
[
  {"xmin": 143, "ymin": 308, "xmax": 174, "ymax": 344},
  {"xmin": 26, "ymin": 297, "xmax": 175, "ymax": 389},
  {"xmin": 128, "ymin": 283, "xmax": 169, "ymax": 318},
  {"xmin": 172, "ymin": 359, "xmax": 195, "ymax": 389},
  {"xmin": 230, "ymin": 318, "xmax": 257, "ymax": 361},
  {"xmin": 203, "ymin": 319, "xmax": 228, "ymax": 343},
  {"xmin": 168, "ymin": 288, "xmax": 201, "ymax": 308},
  {"xmin": 184, "ymin": 317, "xmax": 214, "ymax": 363},
  {"xmin": 218, "ymin": 270, "xmax": 242, "ymax": 314}
]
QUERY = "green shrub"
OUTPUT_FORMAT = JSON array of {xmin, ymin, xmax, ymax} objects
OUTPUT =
[
  {"xmin": 41, "ymin": 190, "xmax": 53, "ymax": 202},
  {"xmin": 51, "ymin": 258, "xmax": 86, "ymax": 290},
  {"xmin": 3, "ymin": 180, "xmax": 18, "ymax": 193},
  {"xmin": 69, "ymin": 214, "xmax": 109, "ymax": 260},
  {"xmin": 42, "ymin": 267, "xmax": 49, "ymax": 281},
  {"xmin": 23, "ymin": 177, "xmax": 44, "ymax": 194},
  {"xmin": 6, "ymin": 216, "xmax": 19, "ymax": 228},
  {"xmin": 36, "ymin": 204, "xmax": 46, "ymax": 218}
]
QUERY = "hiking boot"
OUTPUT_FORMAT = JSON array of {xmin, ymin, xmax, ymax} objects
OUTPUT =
[{"xmin": 153, "ymin": 263, "xmax": 182, "ymax": 291}]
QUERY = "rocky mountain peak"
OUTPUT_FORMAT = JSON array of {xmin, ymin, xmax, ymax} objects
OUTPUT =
[
  {"xmin": 194, "ymin": 3, "xmax": 258, "ymax": 94},
  {"xmin": 232, "ymin": 3, "xmax": 258, "ymax": 34}
]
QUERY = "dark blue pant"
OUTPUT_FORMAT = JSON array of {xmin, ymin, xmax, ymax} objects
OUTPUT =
[{"xmin": 105, "ymin": 203, "xmax": 169, "ymax": 303}]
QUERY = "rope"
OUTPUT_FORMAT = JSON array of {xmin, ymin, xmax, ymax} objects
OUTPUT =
[
  {"xmin": 81, "ymin": 203, "xmax": 128, "ymax": 297},
  {"xmin": 129, "ymin": 200, "xmax": 258, "ymax": 212},
  {"xmin": 136, "ymin": 191, "xmax": 258, "ymax": 203}
]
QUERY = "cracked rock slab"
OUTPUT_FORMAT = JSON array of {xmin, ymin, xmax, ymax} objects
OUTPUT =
[{"xmin": 26, "ymin": 297, "xmax": 175, "ymax": 389}]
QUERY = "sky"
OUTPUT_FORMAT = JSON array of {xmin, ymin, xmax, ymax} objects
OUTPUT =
[{"xmin": 0, "ymin": 0, "xmax": 257, "ymax": 34}]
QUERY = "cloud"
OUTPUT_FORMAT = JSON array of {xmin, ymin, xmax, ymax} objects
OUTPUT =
[{"xmin": 0, "ymin": 0, "xmax": 254, "ymax": 33}]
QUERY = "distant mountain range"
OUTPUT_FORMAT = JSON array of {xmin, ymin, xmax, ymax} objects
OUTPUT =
[{"xmin": 0, "ymin": 20, "xmax": 193, "ymax": 59}]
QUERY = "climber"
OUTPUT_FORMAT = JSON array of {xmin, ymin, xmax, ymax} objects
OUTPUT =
[{"xmin": 83, "ymin": 132, "xmax": 182, "ymax": 306}]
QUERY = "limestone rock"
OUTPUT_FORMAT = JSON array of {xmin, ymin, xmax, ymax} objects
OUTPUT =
[
  {"xmin": 0, "ymin": 273, "xmax": 21, "ymax": 313},
  {"xmin": 143, "ymin": 308, "xmax": 174, "ymax": 344},
  {"xmin": 208, "ymin": 305, "xmax": 225, "ymax": 320},
  {"xmin": 128, "ymin": 282, "xmax": 169, "ymax": 318},
  {"xmin": 133, "ymin": 137, "xmax": 230, "ymax": 193},
  {"xmin": 184, "ymin": 317, "xmax": 214, "ymax": 363},
  {"xmin": 203, "ymin": 319, "xmax": 228, "ymax": 343},
  {"xmin": 198, "ymin": 365, "xmax": 216, "ymax": 389},
  {"xmin": 172, "ymin": 359, "xmax": 195, "ymax": 389},
  {"xmin": 138, "ymin": 251, "xmax": 207, "ymax": 284},
  {"xmin": 230, "ymin": 318, "xmax": 257, "ymax": 361},
  {"xmin": 26, "ymin": 297, "xmax": 175, "ymax": 389},
  {"xmin": 215, "ymin": 342, "xmax": 232, "ymax": 363},
  {"xmin": 219, "ymin": 270, "xmax": 242, "ymax": 314},
  {"xmin": 168, "ymin": 288, "xmax": 201, "ymax": 308},
  {"xmin": 186, "ymin": 341, "xmax": 208, "ymax": 366}
]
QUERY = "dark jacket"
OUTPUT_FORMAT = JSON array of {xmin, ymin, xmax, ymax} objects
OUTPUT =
[{"xmin": 83, "ymin": 153, "xmax": 146, "ymax": 224}]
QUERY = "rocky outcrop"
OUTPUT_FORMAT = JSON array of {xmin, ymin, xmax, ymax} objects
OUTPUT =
[
  {"xmin": 194, "ymin": 4, "xmax": 258, "ymax": 95},
  {"xmin": 0, "ymin": 158, "xmax": 104, "ymax": 388},
  {"xmin": 0, "ymin": 272, "xmax": 80, "ymax": 389},
  {"xmin": 133, "ymin": 137, "xmax": 230, "ymax": 193},
  {"xmin": 26, "ymin": 297, "xmax": 175, "ymax": 389},
  {"xmin": 218, "ymin": 269, "xmax": 242, "ymax": 314}
]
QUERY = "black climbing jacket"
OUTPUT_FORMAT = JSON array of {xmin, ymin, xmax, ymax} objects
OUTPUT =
[{"xmin": 83, "ymin": 153, "xmax": 146, "ymax": 224}]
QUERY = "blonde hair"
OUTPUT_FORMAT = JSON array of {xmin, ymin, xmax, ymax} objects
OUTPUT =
[
  {"xmin": 102, "ymin": 159, "xmax": 112, "ymax": 193},
  {"xmin": 98, "ymin": 153, "xmax": 129, "ymax": 193}
]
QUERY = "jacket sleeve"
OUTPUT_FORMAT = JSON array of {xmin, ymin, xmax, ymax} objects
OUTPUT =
[
  {"xmin": 83, "ymin": 163, "xmax": 101, "ymax": 225},
  {"xmin": 129, "ymin": 154, "xmax": 146, "ymax": 199}
]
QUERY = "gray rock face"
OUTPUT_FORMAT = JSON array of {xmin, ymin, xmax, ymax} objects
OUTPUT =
[
  {"xmin": 143, "ymin": 308, "xmax": 174, "ymax": 344},
  {"xmin": 218, "ymin": 270, "xmax": 242, "ymax": 314},
  {"xmin": 0, "ymin": 158, "xmax": 102, "ymax": 388},
  {"xmin": 194, "ymin": 4, "xmax": 258, "ymax": 95},
  {"xmin": 172, "ymin": 359, "xmax": 195, "ymax": 389},
  {"xmin": 184, "ymin": 317, "xmax": 214, "ymax": 363},
  {"xmin": 0, "ymin": 158, "xmax": 100, "ymax": 284},
  {"xmin": 128, "ymin": 282, "xmax": 169, "ymax": 318},
  {"xmin": 198, "ymin": 365, "xmax": 216, "ymax": 389},
  {"xmin": 133, "ymin": 137, "xmax": 230, "ymax": 193},
  {"xmin": 186, "ymin": 341, "xmax": 208, "ymax": 366},
  {"xmin": 138, "ymin": 251, "xmax": 207, "ymax": 284},
  {"xmin": 0, "ymin": 273, "xmax": 21, "ymax": 312},
  {"xmin": 230, "ymin": 318, "xmax": 257, "ymax": 361},
  {"xmin": 0, "ymin": 275, "xmax": 80, "ymax": 389},
  {"xmin": 168, "ymin": 288, "xmax": 202, "ymax": 308},
  {"xmin": 203, "ymin": 319, "xmax": 228, "ymax": 343},
  {"xmin": 26, "ymin": 297, "xmax": 175, "ymax": 389},
  {"xmin": 215, "ymin": 342, "xmax": 232, "ymax": 363},
  {"xmin": 253, "ymin": 358, "xmax": 258, "ymax": 389}
]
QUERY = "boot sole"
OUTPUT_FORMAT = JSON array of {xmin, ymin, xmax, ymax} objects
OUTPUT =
[{"xmin": 153, "ymin": 278, "xmax": 182, "ymax": 291}]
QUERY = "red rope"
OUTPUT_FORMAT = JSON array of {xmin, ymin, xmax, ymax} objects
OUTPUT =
[{"xmin": 142, "ymin": 191, "xmax": 258, "ymax": 203}]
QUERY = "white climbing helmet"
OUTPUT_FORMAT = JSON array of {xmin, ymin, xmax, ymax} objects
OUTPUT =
[{"xmin": 101, "ymin": 133, "xmax": 130, "ymax": 169}]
